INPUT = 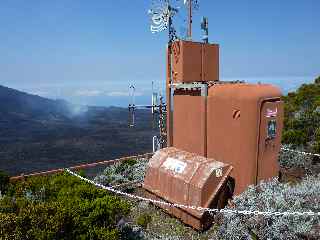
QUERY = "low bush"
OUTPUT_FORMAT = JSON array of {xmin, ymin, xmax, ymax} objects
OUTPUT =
[
  {"xmin": 282, "ymin": 130, "xmax": 307, "ymax": 146},
  {"xmin": 213, "ymin": 175, "xmax": 320, "ymax": 240},
  {"xmin": 279, "ymin": 144, "xmax": 313, "ymax": 170},
  {"xmin": 0, "ymin": 172, "xmax": 131, "ymax": 240},
  {"xmin": 282, "ymin": 76, "xmax": 320, "ymax": 154},
  {"xmin": 94, "ymin": 158, "xmax": 148, "ymax": 188},
  {"xmin": 136, "ymin": 212, "xmax": 152, "ymax": 229},
  {"xmin": 0, "ymin": 170, "xmax": 9, "ymax": 194}
]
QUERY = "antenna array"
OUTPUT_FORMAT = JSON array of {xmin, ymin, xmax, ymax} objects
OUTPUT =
[
  {"xmin": 128, "ymin": 83, "xmax": 167, "ymax": 151},
  {"xmin": 127, "ymin": 0, "xmax": 202, "ymax": 152},
  {"xmin": 148, "ymin": 0, "xmax": 200, "ymax": 41}
]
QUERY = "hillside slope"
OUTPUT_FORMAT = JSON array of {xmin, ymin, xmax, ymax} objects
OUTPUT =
[{"xmin": 0, "ymin": 85, "xmax": 157, "ymax": 175}]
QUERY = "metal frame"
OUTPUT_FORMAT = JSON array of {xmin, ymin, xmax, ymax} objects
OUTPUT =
[{"xmin": 128, "ymin": 94, "xmax": 167, "ymax": 151}]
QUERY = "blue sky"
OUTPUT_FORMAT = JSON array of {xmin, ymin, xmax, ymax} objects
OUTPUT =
[{"xmin": 0, "ymin": 0, "xmax": 319, "ymax": 106}]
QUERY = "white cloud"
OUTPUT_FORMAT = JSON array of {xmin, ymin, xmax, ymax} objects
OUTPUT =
[
  {"xmin": 30, "ymin": 91, "xmax": 50, "ymax": 96},
  {"xmin": 19, "ymin": 88, "xmax": 51, "ymax": 97},
  {"xmin": 107, "ymin": 91, "xmax": 143, "ymax": 97},
  {"xmin": 71, "ymin": 89, "xmax": 144, "ymax": 98},
  {"xmin": 73, "ymin": 90, "xmax": 102, "ymax": 97}
]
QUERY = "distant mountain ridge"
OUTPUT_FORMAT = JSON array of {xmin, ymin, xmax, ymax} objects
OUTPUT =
[
  {"xmin": 0, "ymin": 85, "xmax": 135, "ymax": 124},
  {"xmin": 0, "ymin": 85, "xmax": 72, "ymax": 121},
  {"xmin": 0, "ymin": 85, "xmax": 157, "ymax": 175}
]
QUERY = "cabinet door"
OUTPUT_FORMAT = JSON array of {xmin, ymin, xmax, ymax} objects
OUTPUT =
[
  {"xmin": 173, "ymin": 94, "xmax": 206, "ymax": 156},
  {"xmin": 172, "ymin": 41, "xmax": 202, "ymax": 83},
  {"xmin": 257, "ymin": 100, "xmax": 284, "ymax": 182},
  {"xmin": 202, "ymin": 44, "xmax": 219, "ymax": 81}
]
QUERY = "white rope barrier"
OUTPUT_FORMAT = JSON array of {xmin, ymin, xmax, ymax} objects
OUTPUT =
[
  {"xmin": 281, "ymin": 147, "xmax": 320, "ymax": 157},
  {"xmin": 65, "ymin": 169, "xmax": 320, "ymax": 217}
]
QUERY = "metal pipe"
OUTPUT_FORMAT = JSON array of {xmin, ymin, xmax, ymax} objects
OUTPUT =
[{"xmin": 166, "ymin": 44, "xmax": 173, "ymax": 147}]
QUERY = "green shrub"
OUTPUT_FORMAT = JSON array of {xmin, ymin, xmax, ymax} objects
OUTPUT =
[
  {"xmin": 0, "ymin": 170, "xmax": 9, "ymax": 194},
  {"xmin": 95, "ymin": 158, "xmax": 148, "ymax": 188},
  {"xmin": 313, "ymin": 141, "xmax": 320, "ymax": 154},
  {"xmin": 0, "ymin": 173, "xmax": 131, "ymax": 239},
  {"xmin": 116, "ymin": 159, "xmax": 138, "ymax": 174},
  {"xmin": 282, "ymin": 130, "xmax": 307, "ymax": 146},
  {"xmin": 0, "ymin": 213, "xmax": 18, "ymax": 239},
  {"xmin": 78, "ymin": 169, "xmax": 86, "ymax": 178},
  {"xmin": 136, "ymin": 212, "xmax": 152, "ymax": 228},
  {"xmin": 282, "ymin": 76, "xmax": 320, "ymax": 154}
]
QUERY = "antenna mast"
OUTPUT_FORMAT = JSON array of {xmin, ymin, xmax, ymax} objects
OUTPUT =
[
  {"xmin": 131, "ymin": 0, "xmax": 201, "ymax": 151},
  {"xmin": 187, "ymin": 0, "xmax": 192, "ymax": 40}
]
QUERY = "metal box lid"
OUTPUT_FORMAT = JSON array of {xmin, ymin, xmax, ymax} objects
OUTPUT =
[{"xmin": 143, "ymin": 147, "xmax": 233, "ymax": 219}]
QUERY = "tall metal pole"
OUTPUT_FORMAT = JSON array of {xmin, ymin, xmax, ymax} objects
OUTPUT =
[
  {"xmin": 166, "ymin": 5, "xmax": 173, "ymax": 147},
  {"xmin": 188, "ymin": 0, "xmax": 192, "ymax": 40}
]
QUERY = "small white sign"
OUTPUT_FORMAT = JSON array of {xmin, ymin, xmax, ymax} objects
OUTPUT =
[
  {"xmin": 163, "ymin": 157, "xmax": 187, "ymax": 174},
  {"xmin": 266, "ymin": 108, "xmax": 278, "ymax": 118},
  {"xmin": 216, "ymin": 168, "xmax": 223, "ymax": 177}
]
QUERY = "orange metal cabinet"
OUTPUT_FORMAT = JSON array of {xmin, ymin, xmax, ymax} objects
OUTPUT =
[
  {"xmin": 143, "ymin": 147, "xmax": 233, "ymax": 230},
  {"xmin": 206, "ymin": 84, "xmax": 283, "ymax": 195},
  {"xmin": 202, "ymin": 44, "xmax": 219, "ymax": 81},
  {"xmin": 171, "ymin": 40, "xmax": 219, "ymax": 83},
  {"xmin": 172, "ymin": 91, "xmax": 206, "ymax": 156},
  {"xmin": 172, "ymin": 41, "xmax": 202, "ymax": 83}
]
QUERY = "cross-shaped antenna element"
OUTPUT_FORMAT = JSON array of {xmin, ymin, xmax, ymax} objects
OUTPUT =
[
  {"xmin": 128, "ymin": 85, "xmax": 136, "ymax": 127},
  {"xmin": 148, "ymin": 0, "xmax": 200, "ymax": 42},
  {"xmin": 201, "ymin": 16, "xmax": 208, "ymax": 43},
  {"xmin": 148, "ymin": 2, "xmax": 171, "ymax": 34},
  {"xmin": 148, "ymin": 1, "xmax": 179, "ymax": 42},
  {"xmin": 127, "ymin": 83, "xmax": 167, "ymax": 150}
]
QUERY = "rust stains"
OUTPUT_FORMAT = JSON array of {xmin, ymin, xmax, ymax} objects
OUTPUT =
[{"xmin": 143, "ymin": 147, "xmax": 233, "ymax": 230}]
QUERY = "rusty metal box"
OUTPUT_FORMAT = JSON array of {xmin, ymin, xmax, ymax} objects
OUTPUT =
[
  {"xmin": 172, "ymin": 40, "xmax": 219, "ymax": 83},
  {"xmin": 171, "ymin": 83, "xmax": 283, "ymax": 195},
  {"xmin": 207, "ymin": 84, "xmax": 284, "ymax": 195},
  {"xmin": 143, "ymin": 147, "xmax": 233, "ymax": 230}
]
